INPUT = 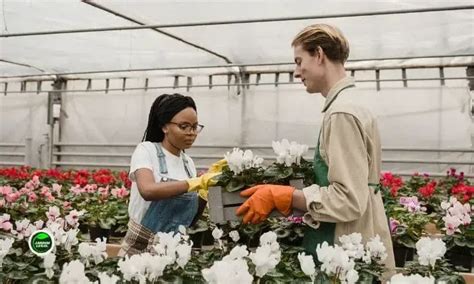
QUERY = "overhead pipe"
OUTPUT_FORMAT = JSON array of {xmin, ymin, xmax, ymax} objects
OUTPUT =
[{"xmin": 1, "ymin": 5, "xmax": 473, "ymax": 38}]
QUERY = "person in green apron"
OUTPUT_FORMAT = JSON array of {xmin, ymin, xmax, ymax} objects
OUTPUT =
[{"xmin": 236, "ymin": 24, "xmax": 395, "ymax": 276}]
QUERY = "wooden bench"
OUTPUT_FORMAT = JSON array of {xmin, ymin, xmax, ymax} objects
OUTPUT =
[{"xmin": 208, "ymin": 179, "xmax": 305, "ymax": 224}]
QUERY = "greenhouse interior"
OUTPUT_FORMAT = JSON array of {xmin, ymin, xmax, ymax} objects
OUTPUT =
[{"xmin": 0, "ymin": 0, "xmax": 473, "ymax": 283}]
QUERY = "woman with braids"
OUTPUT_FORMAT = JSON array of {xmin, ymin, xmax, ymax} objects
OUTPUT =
[{"xmin": 119, "ymin": 93, "xmax": 222, "ymax": 256}]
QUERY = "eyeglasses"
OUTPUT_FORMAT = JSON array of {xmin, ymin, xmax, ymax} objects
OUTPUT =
[{"xmin": 168, "ymin": 122, "xmax": 204, "ymax": 133}]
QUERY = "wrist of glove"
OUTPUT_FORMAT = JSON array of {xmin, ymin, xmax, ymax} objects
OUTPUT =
[
  {"xmin": 236, "ymin": 184, "xmax": 295, "ymax": 224},
  {"xmin": 186, "ymin": 172, "xmax": 221, "ymax": 201}
]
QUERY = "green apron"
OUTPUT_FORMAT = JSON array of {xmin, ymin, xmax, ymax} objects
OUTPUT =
[
  {"xmin": 301, "ymin": 83, "xmax": 354, "ymax": 261},
  {"xmin": 301, "ymin": 83, "xmax": 378, "ymax": 263},
  {"xmin": 301, "ymin": 138, "xmax": 336, "ymax": 261}
]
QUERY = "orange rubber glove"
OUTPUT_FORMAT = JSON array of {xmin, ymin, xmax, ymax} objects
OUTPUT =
[{"xmin": 235, "ymin": 184, "xmax": 295, "ymax": 224}]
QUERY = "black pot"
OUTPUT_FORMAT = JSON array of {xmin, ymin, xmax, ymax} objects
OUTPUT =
[
  {"xmin": 189, "ymin": 231, "xmax": 204, "ymax": 248},
  {"xmin": 89, "ymin": 226, "xmax": 111, "ymax": 241},
  {"xmin": 393, "ymin": 245, "xmax": 414, "ymax": 267},
  {"xmin": 110, "ymin": 225, "xmax": 127, "ymax": 238},
  {"xmin": 202, "ymin": 229, "xmax": 215, "ymax": 246},
  {"xmin": 446, "ymin": 246, "xmax": 473, "ymax": 271},
  {"xmin": 78, "ymin": 223, "xmax": 89, "ymax": 234}
]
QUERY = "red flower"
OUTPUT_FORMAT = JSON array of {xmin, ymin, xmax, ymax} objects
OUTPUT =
[
  {"xmin": 380, "ymin": 172, "xmax": 403, "ymax": 197},
  {"xmin": 118, "ymin": 171, "xmax": 132, "ymax": 189},
  {"xmin": 451, "ymin": 183, "xmax": 474, "ymax": 202},
  {"xmin": 418, "ymin": 181, "xmax": 437, "ymax": 198}
]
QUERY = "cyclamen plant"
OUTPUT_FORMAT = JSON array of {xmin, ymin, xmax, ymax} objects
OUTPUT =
[{"xmin": 400, "ymin": 237, "xmax": 464, "ymax": 283}]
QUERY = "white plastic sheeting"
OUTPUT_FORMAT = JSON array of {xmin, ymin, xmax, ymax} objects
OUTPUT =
[
  {"xmin": 0, "ymin": 0, "xmax": 473, "ymax": 77},
  {"xmin": 0, "ymin": 1, "xmax": 473, "ymax": 176}
]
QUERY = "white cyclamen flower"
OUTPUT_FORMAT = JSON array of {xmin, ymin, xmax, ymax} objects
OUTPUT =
[
  {"xmin": 223, "ymin": 245, "xmax": 249, "ymax": 261},
  {"xmin": 224, "ymin": 148, "xmax": 264, "ymax": 174},
  {"xmin": 389, "ymin": 273, "xmax": 435, "ymax": 284},
  {"xmin": 78, "ymin": 237, "xmax": 108, "ymax": 266},
  {"xmin": 176, "ymin": 242, "xmax": 193, "ymax": 268},
  {"xmin": 297, "ymin": 252, "xmax": 316, "ymax": 281},
  {"xmin": 365, "ymin": 234, "xmax": 387, "ymax": 262},
  {"xmin": 416, "ymin": 237, "xmax": 446, "ymax": 268},
  {"xmin": 272, "ymin": 139, "xmax": 308, "ymax": 166},
  {"xmin": 339, "ymin": 233, "xmax": 364, "ymax": 260},
  {"xmin": 212, "ymin": 227, "xmax": 223, "ymax": 240},
  {"xmin": 249, "ymin": 244, "xmax": 281, "ymax": 278},
  {"xmin": 229, "ymin": 230, "xmax": 240, "ymax": 242},
  {"xmin": 43, "ymin": 253, "xmax": 56, "ymax": 279},
  {"xmin": 59, "ymin": 260, "xmax": 92, "ymax": 284},
  {"xmin": 0, "ymin": 238, "xmax": 14, "ymax": 268},
  {"xmin": 202, "ymin": 258, "xmax": 253, "ymax": 284},
  {"xmin": 97, "ymin": 272, "xmax": 120, "ymax": 284},
  {"xmin": 316, "ymin": 242, "xmax": 356, "ymax": 282},
  {"xmin": 153, "ymin": 231, "xmax": 181, "ymax": 261}
]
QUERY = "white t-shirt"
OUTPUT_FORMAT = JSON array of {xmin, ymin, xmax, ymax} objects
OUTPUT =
[{"xmin": 128, "ymin": 141, "xmax": 197, "ymax": 223}]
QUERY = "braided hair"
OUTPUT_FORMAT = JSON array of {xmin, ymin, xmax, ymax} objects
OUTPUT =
[{"xmin": 142, "ymin": 93, "xmax": 197, "ymax": 142}]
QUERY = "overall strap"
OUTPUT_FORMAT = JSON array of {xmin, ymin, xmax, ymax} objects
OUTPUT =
[
  {"xmin": 153, "ymin": 143, "xmax": 168, "ymax": 175},
  {"xmin": 154, "ymin": 143, "xmax": 193, "ymax": 178},
  {"xmin": 181, "ymin": 154, "xmax": 193, "ymax": 179}
]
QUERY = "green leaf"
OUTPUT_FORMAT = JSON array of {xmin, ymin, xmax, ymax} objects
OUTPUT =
[{"xmin": 225, "ymin": 180, "xmax": 246, "ymax": 192}]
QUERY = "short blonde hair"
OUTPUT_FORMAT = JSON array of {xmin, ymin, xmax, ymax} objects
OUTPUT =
[{"xmin": 292, "ymin": 24, "xmax": 350, "ymax": 63}]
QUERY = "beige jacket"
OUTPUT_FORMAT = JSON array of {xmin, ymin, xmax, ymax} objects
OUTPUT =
[{"xmin": 302, "ymin": 76, "xmax": 396, "ymax": 275}]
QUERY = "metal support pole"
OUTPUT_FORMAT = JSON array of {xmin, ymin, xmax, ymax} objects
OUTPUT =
[
  {"xmin": 47, "ymin": 78, "xmax": 66, "ymax": 168},
  {"xmin": 24, "ymin": 137, "xmax": 32, "ymax": 166},
  {"xmin": 2, "ymin": 5, "xmax": 472, "ymax": 38},
  {"xmin": 402, "ymin": 68, "xmax": 407, "ymax": 87},
  {"xmin": 439, "ymin": 67, "xmax": 445, "ymax": 86},
  {"xmin": 375, "ymin": 70, "xmax": 380, "ymax": 91}
]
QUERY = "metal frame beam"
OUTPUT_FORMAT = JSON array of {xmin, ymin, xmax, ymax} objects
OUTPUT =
[
  {"xmin": 1, "ymin": 54, "xmax": 472, "ymax": 80},
  {"xmin": 82, "ymin": 0, "xmax": 231, "ymax": 64},
  {"xmin": 1, "ymin": 5, "xmax": 472, "ymax": 38},
  {"xmin": 2, "ymin": 75, "xmax": 472, "ymax": 95}
]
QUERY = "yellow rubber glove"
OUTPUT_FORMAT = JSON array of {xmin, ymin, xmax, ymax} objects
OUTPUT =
[
  {"xmin": 208, "ymin": 159, "xmax": 227, "ymax": 173},
  {"xmin": 186, "ymin": 172, "xmax": 221, "ymax": 200}
]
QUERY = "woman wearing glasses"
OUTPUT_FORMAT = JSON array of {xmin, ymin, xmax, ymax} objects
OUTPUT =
[{"xmin": 119, "ymin": 93, "xmax": 219, "ymax": 256}]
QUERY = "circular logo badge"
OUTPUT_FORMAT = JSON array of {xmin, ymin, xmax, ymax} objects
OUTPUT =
[{"xmin": 28, "ymin": 230, "xmax": 54, "ymax": 256}]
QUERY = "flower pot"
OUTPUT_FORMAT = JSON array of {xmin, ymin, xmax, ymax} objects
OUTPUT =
[
  {"xmin": 78, "ymin": 223, "xmax": 89, "ymax": 234},
  {"xmin": 393, "ymin": 245, "xmax": 414, "ymax": 267},
  {"xmin": 202, "ymin": 229, "xmax": 215, "ymax": 246},
  {"xmin": 89, "ymin": 225, "xmax": 111, "ymax": 241},
  {"xmin": 189, "ymin": 231, "xmax": 203, "ymax": 249},
  {"xmin": 110, "ymin": 225, "xmax": 126, "ymax": 238},
  {"xmin": 446, "ymin": 246, "xmax": 473, "ymax": 272}
]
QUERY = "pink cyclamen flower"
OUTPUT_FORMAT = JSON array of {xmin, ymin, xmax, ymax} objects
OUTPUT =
[
  {"xmin": 70, "ymin": 185, "xmax": 84, "ymax": 195},
  {"xmin": 28, "ymin": 192, "xmax": 38, "ymax": 202},
  {"xmin": 111, "ymin": 186, "xmax": 129, "ymax": 199},
  {"xmin": 5, "ymin": 192, "xmax": 21, "ymax": 203},
  {"xmin": 46, "ymin": 206, "xmax": 61, "ymax": 221},
  {"xmin": 0, "ymin": 185, "xmax": 13, "ymax": 196},
  {"xmin": 52, "ymin": 183, "xmax": 62, "ymax": 196},
  {"xmin": 443, "ymin": 214, "xmax": 462, "ymax": 235},
  {"xmin": 63, "ymin": 201, "xmax": 72, "ymax": 210},
  {"xmin": 389, "ymin": 218, "xmax": 400, "ymax": 234},
  {"xmin": 0, "ymin": 214, "xmax": 13, "ymax": 232},
  {"xmin": 65, "ymin": 209, "xmax": 85, "ymax": 227},
  {"xmin": 84, "ymin": 184, "xmax": 98, "ymax": 193},
  {"xmin": 98, "ymin": 186, "xmax": 109, "ymax": 198}
]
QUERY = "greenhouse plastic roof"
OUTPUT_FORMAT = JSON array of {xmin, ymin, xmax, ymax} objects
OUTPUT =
[{"xmin": 0, "ymin": 0, "xmax": 473, "ymax": 79}]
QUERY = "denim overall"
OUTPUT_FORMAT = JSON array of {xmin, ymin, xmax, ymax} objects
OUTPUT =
[{"xmin": 140, "ymin": 143, "xmax": 198, "ymax": 233}]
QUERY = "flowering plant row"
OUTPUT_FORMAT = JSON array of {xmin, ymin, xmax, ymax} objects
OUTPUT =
[
  {"xmin": 0, "ymin": 205, "xmax": 464, "ymax": 283},
  {"xmin": 380, "ymin": 168, "xmax": 473, "ymax": 269},
  {"xmin": 215, "ymin": 139, "xmax": 314, "ymax": 192},
  {"xmin": 0, "ymin": 167, "xmax": 131, "ymax": 233}
]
